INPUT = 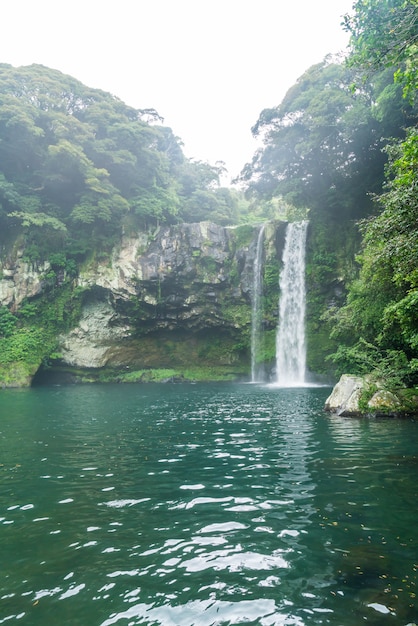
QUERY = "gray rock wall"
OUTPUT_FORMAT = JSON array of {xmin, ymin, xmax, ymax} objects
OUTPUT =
[{"xmin": 0, "ymin": 221, "xmax": 285, "ymax": 376}]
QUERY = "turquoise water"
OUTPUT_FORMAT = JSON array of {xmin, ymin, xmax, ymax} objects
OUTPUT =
[{"xmin": 0, "ymin": 383, "xmax": 417, "ymax": 625}]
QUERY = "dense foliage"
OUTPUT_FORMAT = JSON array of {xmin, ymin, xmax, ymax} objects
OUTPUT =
[
  {"xmin": 1, "ymin": 1, "xmax": 418, "ymax": 387},
  {"xmin": 0, "ymin": 63, "xmax": 247, "ymax": 262},
  {"xmin": 343, "ymin": 0, "xmax": 418, "ymax": 102},
  {"xmin": 241, "ymin": 0, "xmax": 418, "ymax": 387},
  {"xmin": 241, "ymin": 59, "xmax": 416, "ymax": 220},
  {"xmin": 0, "ymin": 64, "xmax": 253, "ymax": 383},
  {"xmin": 329, "ymin": 127, "xmax": 418, "ymax": 382},
  {"xmin": 329, "ymin": 0, "xmax": 418, "ymax": 385}
]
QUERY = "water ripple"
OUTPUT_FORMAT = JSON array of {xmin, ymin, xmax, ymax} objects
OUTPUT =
[
  {"xmin": 1, "ymin": 384, "xmax": 418, "ymax": 625},
  {"xmin": 99, "ymin": 598, "xmax": 294, "ymax": 626}
]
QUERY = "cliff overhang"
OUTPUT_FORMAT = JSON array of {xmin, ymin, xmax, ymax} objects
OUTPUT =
[{"xmin": 0, "ymin": 221, "xmax": 286, "ymax": 386}]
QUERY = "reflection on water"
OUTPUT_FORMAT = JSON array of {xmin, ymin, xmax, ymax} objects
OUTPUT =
[{"xmin": 0, "ymin": 383, "xmax": 417, "ymax": 625}]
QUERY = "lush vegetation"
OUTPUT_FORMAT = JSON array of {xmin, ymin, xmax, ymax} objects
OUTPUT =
[
  {"xmin": 242, "ymin": 0, "xmax": 418, "ymax": 387},
  {"xmin": 328, "ymin": 0, "xmax": 418, "ymax": 387},
  {"xmin": 343, "ymin": 0, "xmax": 418, "ymax": 103},
  {"xmin": 0, "ymin": 63, "xmax": 256, "ymax": 384},
  {"xmin": 1, "ymin": 1, "xmax": 417, "ymax": 388},
  {"xmin": 0, "ymin": 63, "xmax": 251, "ymax": 262},
  {"xmin": 241, "ymin": 60, "xmax": 415, "ymax": 220},
  {"xmin": 0, "ymin": 284, "xmax": 83, "ymax": 385}
]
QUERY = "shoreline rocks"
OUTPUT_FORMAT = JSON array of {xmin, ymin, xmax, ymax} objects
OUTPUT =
[
  {"xmin": 325, "ymin": 375, "xmax": 364, "ymax": 416},
  {"xmin": 325, "ymin": 374, "xmax": 418, "ymax": 417}
]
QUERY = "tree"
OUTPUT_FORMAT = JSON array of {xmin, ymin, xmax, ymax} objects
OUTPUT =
[
  {"xmin": 343, "ymin": 0, "xmax": 418, "ymax": 102},
  {"xmin": 329, "ymin": 128, "xmax": 418, "ymax": 384},
  {"xmin": 329, "ymin": 1, "xmax": 418, "ymax": 384},
  {"xmin": 0, "ymin": 62, "xmax": 265, "ymax": 258},
  {"xmin": 240, "ymin": 60, "xmax": 411, "ymax": 220}
]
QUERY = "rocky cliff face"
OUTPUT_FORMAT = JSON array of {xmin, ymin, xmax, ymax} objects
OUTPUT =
[
  {"xmin": 0, "ymin": 221, "xmax": 286, "ymax": 384},
  {"xmin": 0, "ymin": 255, "xmax": 50, "ymax": 311}
]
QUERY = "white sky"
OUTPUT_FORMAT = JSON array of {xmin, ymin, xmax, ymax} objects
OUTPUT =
[{"xmin": 1, "ymin": 0, "xmax": 354, "ymax": 182}]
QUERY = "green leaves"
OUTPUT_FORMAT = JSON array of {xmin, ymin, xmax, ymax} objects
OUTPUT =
[
  {"xmin": 242, "ymin": 60, "xmax": 397, "ymax": 220},
  {"xmin": 344, "ymin": 0, "xmax": 418, "ymax": 102},
  {"xmin": 8, "ymin": 211, "xmax": 67, "ymax": 232},
  {"xmin": 329, "ymin": 127, "xmax": 418, "ymax": 384},
  {"xmin": 0, "ymin": 306, "xmax": 17, "ymax": 338},
  {"xmin": 0, "ymin": 63, "xmax": 242, "ymax": 253},
  {"xmin": 363, "ymin": 128, "xmax": 418, "ymax": 286},
  {"xmin": 383, "ymin": 290, "xmax": 418, "ymax": 349}
]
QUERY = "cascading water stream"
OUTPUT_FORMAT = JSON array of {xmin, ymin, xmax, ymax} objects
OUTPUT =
[
  {"xmin": 275, "ymin": 220, "xmax": 308, "ymax": 386},
  {"xmin": 250, "ymin": 223, "xmax": 266, "ymax": 382}
]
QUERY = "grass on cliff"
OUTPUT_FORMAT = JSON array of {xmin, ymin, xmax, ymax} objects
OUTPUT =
[{"xmin": 106, "ymin": 366, "xmax": 247, "ymax": 383}]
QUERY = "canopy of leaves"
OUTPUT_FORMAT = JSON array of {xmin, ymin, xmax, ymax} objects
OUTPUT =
[
  {"xmin": 344, "ymin": 0, "xmax": 418, "ymax": 102},
  {"xmin": 329, "ymin": 128, "xmax": 418, "ymax": 384},
  {"xmin": 240, "ymin": 0, "xmax": 418, "ymax": 386},
  {"xmin": 240, "ymin": 59, "xmax": 416, "ymax": 221},
  {"xmin": 328, "ymin": 1, "xmax": 418, "ymax": 385},
  {"xmin": 0, "ymin": 64, "xmax": 245, "ymax": 258}
]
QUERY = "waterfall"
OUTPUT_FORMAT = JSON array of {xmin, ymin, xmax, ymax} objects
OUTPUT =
[
  {"xmin": 275, "ymin": 221, "xmax": 308, "ymax": 386},
  {"xmin": 250, "ymin": 223, "xmax": 266, "ymax": 383}
]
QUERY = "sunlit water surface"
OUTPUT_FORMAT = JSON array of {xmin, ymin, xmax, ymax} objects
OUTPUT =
[{"xmin": 1, "ymin": 383, "xmax": 417, "ymax": 625}]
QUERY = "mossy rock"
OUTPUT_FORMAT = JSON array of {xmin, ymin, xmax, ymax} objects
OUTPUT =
[{"xmin": 0, "ymin": 362, "xmax": 39, "ymax": 388}]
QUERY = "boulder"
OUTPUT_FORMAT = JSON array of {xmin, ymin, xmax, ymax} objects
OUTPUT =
[
  {"xmin": 367, "ymin": 389, "xmax": 401, "ymax": 414},
  {"xmin": 325, "ymin": 374, "xmax": 364, "ymax": 416},
  {"xmin": 325, "ymin": 375, "xmax": 413, "ymax": 417}
]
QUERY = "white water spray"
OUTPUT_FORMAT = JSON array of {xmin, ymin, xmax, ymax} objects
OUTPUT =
[
  {"xmin": 250, "ymin": 223, "xmax": 266, "ymax": 382},
  {"xmin": 275, "ymin": 221, "xmax": 308, "ymax": 386}
]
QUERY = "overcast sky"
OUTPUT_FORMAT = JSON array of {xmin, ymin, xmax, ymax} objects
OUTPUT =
[{"xmin": 2, "ymin": 0, "xmax": 354, "ymax": 182}]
